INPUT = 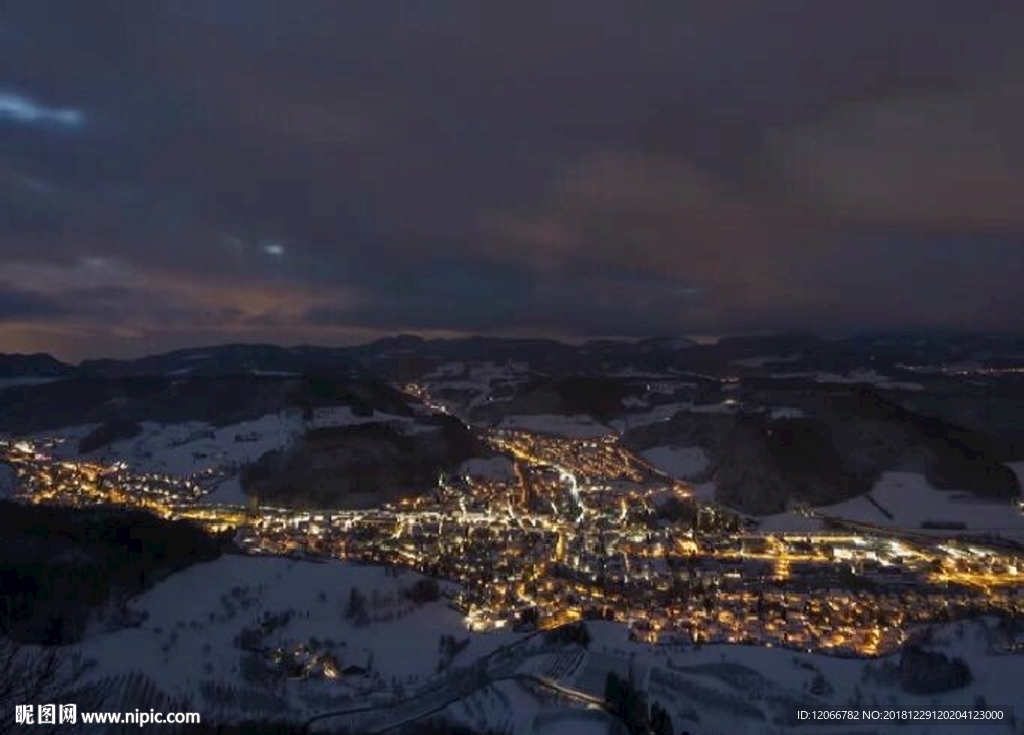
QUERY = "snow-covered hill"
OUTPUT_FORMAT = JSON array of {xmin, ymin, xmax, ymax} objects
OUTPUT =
[
  {"xmin": 640, "ymin": 445, "xmax": 710, "ymax": 481},
  {"xmin": 27, "ymin": 407, "xmax": 438, "ymax": 508},
  {"xmin": 418, "ymin": 360, "xmax": 535, "ymax": 416},
  {"xmin": 0, "ymin": 376, "xmax": 61, "ymax": 391},
  {"xmin": 71, "ymin": 407, "xmax": 422, "ymax": 473},
  {"xmin": 779, "ymin": 369, "xmax": 925, "ymax": 391},
  {"xmin": 580, "ymin": 620, "xmax": 1022, "ymax": 735},
  {"xmin": 0, "ymin": 461, "xmax": 17, "ymax": 498},
  {"xmin": 75, "ymin": 555, "xmax": 519, "ymax": 724},
  {"xmin": 63, "ymin": 554, "xmax": 1023, "ymax": 734},
  {"xmin": 760, "ymin": 471, "xmax": 1024, "ymax": 542}
]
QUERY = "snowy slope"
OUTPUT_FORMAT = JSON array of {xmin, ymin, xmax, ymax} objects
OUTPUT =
[
  {"xmin": 0, "ymin": 377, "xmax": 60, "ymax": 391},
  {"xmin": 63, "ymin": 553, "xmax": 1023, "ymax": 734},
  {"xmin": 773, "ymin": 370, "xmax": 925, "ymax": 391},
  {"xmin": 27, "ymin": 408, "xmax": 430, "ymax": 509},
  {"xmin": 0, "ymin": 462, "xmax": 16, "ymax": 498},
  {"xmin": 641, "ymin": 446, "xmax": 709, "ymax": 481},
  {"xmin": 86, "ymin": 408, "xmax": 421, "ymax": 473},
  {"xmin": 421, "ymin": 361, "xmax": 533, "ymax": 412},
  {"xmin": 76, "ymin": 556, "xmax": 520, "ymax": 717},
  {"xmin": 761, "ymin": 472, "xmax": 1024, "ymax": 542},
  {"xmin": 1009, "ymin": 462, "xmax": 1024, "ymax": 491},
  {"xmin": 584, "ymin": 620, "xmax": 1021, "ymax": 735}
]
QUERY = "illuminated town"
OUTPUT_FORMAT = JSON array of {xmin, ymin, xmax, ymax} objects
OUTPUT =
[{"xmin": 2, "ymin": 407, "xmax": 1022, "ymax": 661}]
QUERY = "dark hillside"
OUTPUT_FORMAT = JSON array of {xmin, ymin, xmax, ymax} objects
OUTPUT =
[
  {"xmin": 625, "ymin": 386, "xmax": 1020, "ymax": 514},
  {"xmin": 0, "ymin": 501, "xmax": 224, "ymax": 644},
  {"xmin": 0, "ymin": 376, "xmax": 418, "ymax": 434}
]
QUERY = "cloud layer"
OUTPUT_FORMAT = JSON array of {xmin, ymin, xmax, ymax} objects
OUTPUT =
[{"xmin": 1, "ymin": 1, "xmax": 1023, "ymax": 358}]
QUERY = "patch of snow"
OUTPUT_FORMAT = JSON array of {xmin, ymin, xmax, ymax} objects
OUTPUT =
[
  {"xmin": 534, "ymin": 712, "xmax": 611, "ymax": 735},
  {"xmin": 584, "ymin": 618, "xmax": 1019, "ymax": 735},
  {"xmin": 421, "ymin": 361, "xmax": 534, "ymax": 412},
  {"xmin": 758, "ymin": 511, "xmax": 825, "ymax": 533},
  {"xmin": 27, "ymin": 425, "xmax": 102, "ymax": 460},
  {"xmin": 769, "ymin": 406, "xmax": 805, "ymax": 420},
  {"xmin": 199, "ymin": 474, "xmax": 250, "ymax": 506},
  {"xmin": 762, "ymin": 472, "xmax": 1024, "ymax": 542},
  {"xmin": 774, "ymin": 370, "xmax": 924, "ymax": 391},
  {"xmin": 0, "ymin": 462, "xmax": 17, "ymax": 497},
  {"xmin": 691, "ymin": 481, "xmax": 717, "ymax": 503},
  {"xmin": 54, "ymin": 408, "xmax": 426, "ymax": 478},
  {"xmin": 80, "ymin": 416, "xmax": 297, "ymax": 476},
  {"xmin": 56, "ymin": 549, "xmax": 1024, "ymax": 733},
  {"xmin": 75, "ymin": 555, "xmax": 520, "ymax": 716},
  {"xmin": 641, "ymin": 446, "xmax": 709, "ymax": 480},
  {"xmin": 825, "ymin": 472, "xmax": 1024, "ymax": 539},
  {"xmin": 689, "ymin": 401, "xmax": 738, "ymax": 414},
  {"xmin": 0, "ymin": 377, "xmax": 61, "ymax": 391}
]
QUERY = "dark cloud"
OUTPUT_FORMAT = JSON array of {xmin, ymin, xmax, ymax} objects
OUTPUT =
[
  {"xmin": 1, "ymin": 0, "xmax": 1023, "ymax": 358},
  {"xmin": 0, "ymin": 287, "xmax": 70, "ymax": 322}
]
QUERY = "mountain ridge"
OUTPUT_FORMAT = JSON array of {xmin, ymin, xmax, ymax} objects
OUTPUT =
[{"xmin": 5, "ymin": 331, "xmax": 1024, "ymax": 380}]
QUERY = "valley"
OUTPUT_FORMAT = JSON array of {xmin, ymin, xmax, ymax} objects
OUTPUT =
[{"xmin": 2, "ymin": 336, "xmax": 1024, "ymax": 734}]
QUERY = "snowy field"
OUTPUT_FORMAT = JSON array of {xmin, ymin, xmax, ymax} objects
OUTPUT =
[
  {"xmin": 0, "ymin": 462, "xmax": 16, "ymax": 498},
  {"xmin": 532, "ymin": 711, "xmax": 612, "ymax": 735},
  {"xmin": 27, "ymin": 407, "xmax": 430, "ymax": 508},
  {"xmin": 773, "ymin": 370, "xmax": 925, "ymax": 391},
  {"xmin": 201, "ymin": 475, "xmax": 250, "ymax": 505},
  {"xmin": 0, "ymin": 376, "xmax": 61, "ymax": 391},
  {"xmin": 641, "ymin": 446, "xmax": 710, "ymax": 481},
  {"xmin": 76, "ymin": 555, "xmax": 520, "ymax": 721},
  {"xmin": 769, "ymin": 406, "xmax": 805, "ymax": 419},
  {"xmin": 690, "ymin": 481, "xmax": 717, "ymax": 503},
  {"xmin": 1010, "ymin": 462, "xmax": 1024, "ymax": 490},
  {"xmin": 582, "ymin": 621, "xmax": 1022, "ymax": 735},
  {"xmin": 54, "ymin": 553, "xmax": 1024, "ymax": 734},
  {"xmin": 421, "ymin": 361, "xmax": 533, "ymax": 411},
  {"xmin": 760, "ymin": 472, "xmax": 1024, "ymax": 542},
  {"xmin": 690, "ymin": 401, "xmax": 740, "ymax": 414},
  {"xmin": 35, "ymin": 407, "xmax": 425, "ymax": 476}
]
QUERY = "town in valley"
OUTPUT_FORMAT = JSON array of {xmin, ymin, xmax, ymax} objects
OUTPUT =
[{"xmin": 5, "ymin": 386, "xmax": 1021, "ymax": 664}]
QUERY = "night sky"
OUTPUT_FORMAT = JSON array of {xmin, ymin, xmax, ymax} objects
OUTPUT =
[{"xmin": 1, "ymin": 1, "xmax": 1023, "ymax": 359}]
